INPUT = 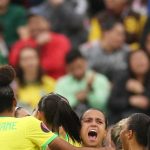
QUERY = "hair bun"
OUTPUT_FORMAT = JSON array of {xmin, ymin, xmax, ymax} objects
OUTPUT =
[{"xmin": 0, "ymin": 65, "xmax": 16, "ymax": 86}]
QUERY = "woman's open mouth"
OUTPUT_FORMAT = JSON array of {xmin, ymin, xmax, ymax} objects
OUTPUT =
[{"xmin": 88, "ymin": 129, "xmax": 98, "ymax": 141}]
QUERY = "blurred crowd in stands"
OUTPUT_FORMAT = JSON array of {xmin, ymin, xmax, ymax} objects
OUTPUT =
[{"xmin": 0, "ymin": 0, "xmax": 150, "ymax": 124}]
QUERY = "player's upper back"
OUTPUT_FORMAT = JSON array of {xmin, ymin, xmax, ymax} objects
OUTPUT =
[{"xmin": 0, "ymin": 116, "xmax": 57, "ymax": 150}]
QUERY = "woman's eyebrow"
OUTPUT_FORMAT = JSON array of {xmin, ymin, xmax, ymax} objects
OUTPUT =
[
  {"xmin": 96, "ymin": 118, "xmax": 104, "ymax": 122},
  {"xmin": 82, "ymin": 117, "xmax": 92, "ymax": 119}
]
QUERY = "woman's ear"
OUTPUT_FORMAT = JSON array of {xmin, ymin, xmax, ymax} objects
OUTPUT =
[{"xmin": 127, "ymin": 130, "xmax": 133, "ymax": 140}]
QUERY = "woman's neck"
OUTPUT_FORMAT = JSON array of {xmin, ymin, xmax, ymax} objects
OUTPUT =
[
  {"xmin": 129, "ymin": 145, "xmax": 145, "ymax": 150},
  {"xmin": 129, "ymin": 141, "xmax": 145, "ymax": 150},
  {"xmin": 0, "ymin": 111, "xmax": 14, "ymax": 117},
  {"xmin": 82, "ymin": 143, "xmax": 101, "ymax": 148},
  {"xmin": 24, "ymin": 71, "xmax": 38, "ymax": 83}
]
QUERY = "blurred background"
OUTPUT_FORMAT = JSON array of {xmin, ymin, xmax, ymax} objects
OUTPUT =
[{"xmin": 0, "ymin": 0, "xmax": 150, "ymax": 124}]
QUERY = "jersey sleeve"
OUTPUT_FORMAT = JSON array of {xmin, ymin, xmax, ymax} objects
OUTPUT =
[{"xmin": 26, "ymin": 117, "xmax": 58, "ymax": 149}]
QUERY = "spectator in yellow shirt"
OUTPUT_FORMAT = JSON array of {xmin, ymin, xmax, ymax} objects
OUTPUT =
[
  {"xmin": 89, "ymin": 0, "xmax": 147, "ymax": 50},
  {"xmin": 15, "ymin": 46, "xmax": 55, "ymax": 109}
]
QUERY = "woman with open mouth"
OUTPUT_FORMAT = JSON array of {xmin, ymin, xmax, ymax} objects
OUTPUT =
[{"xmin": 80, "ymin": 109, "xmax": 108, "ymax": 148}]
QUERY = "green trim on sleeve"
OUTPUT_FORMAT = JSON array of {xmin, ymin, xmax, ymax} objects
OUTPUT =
[
  {"xmin": 42, "ymin": 134, "xmax": 58, "ymax": 150},
  {"xmin": 65, "ymin": 133, "xmax": 69, "ymax": 142}
]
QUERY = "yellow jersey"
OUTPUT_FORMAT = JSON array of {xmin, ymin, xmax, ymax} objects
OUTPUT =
[{"xmin": 0, "ymin": 116, "xmax": 57, "ymax": 150}]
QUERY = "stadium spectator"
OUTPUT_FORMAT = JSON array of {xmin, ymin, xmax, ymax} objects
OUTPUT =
[
  {"xmin": 108, "ymin": 50, "xmax": 150, "ymax": 124},
  {"xmin": 80, "ymin": 109, "xmax": 108, "ymax": 148},
  {"xmin": 80, "ymin": 20, "xmax": 130, "ymax": 82},
  {"xmin": 30, "ymin": 0, "xmax": 87, "ymax": 48},
  {"xmin": 35, "ymin": 92, "xmax": 81, "ymax": 146},
  {"xmin": 89, "ymin": 0, "xmax": 147, "ymax": 50},
  {"xmin": 9, "ymin": 15, "xmax": 71, "ymax": 79},
  {"xmin": 55, "ymin": 50, "xmax": 110, "ymax": 117},
  {"xmin": 120, "ymin": 113, "xmax": 150, "ymax": 150},
  {"xmin": 0, "ymin": 0, "xmax": 27, "ymax": 47},
  {"xmin": 15, "ymin": 46, "xmax": 55, "ymax": 109}
]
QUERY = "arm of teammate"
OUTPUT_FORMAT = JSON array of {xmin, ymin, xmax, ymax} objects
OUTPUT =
[{"xmin": 48, "ymin": 137, "xmax": 112, "ymax": 150}]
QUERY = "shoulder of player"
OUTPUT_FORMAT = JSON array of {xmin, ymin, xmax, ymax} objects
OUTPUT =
[{"xmin": 19, "ymin": 116, "xmax": 39, "ymax": 124}]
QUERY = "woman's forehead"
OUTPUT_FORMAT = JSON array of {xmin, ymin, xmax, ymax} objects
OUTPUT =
[{"xmin": 82, "ymin": 110, "xmax": 105, "ymax": 120}]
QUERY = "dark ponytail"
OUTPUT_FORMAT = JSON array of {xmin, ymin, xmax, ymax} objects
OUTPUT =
[
  {"xmin": 0, "ymin": 65, "xmax": 16, "ymax": 113},
  {"xmin": 38, "ymin": 93, "xmax": 81, "ymax": 143},
  {"xmin": 128, "ymin": 113, "xmax": 150, "ymax": 149}
]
